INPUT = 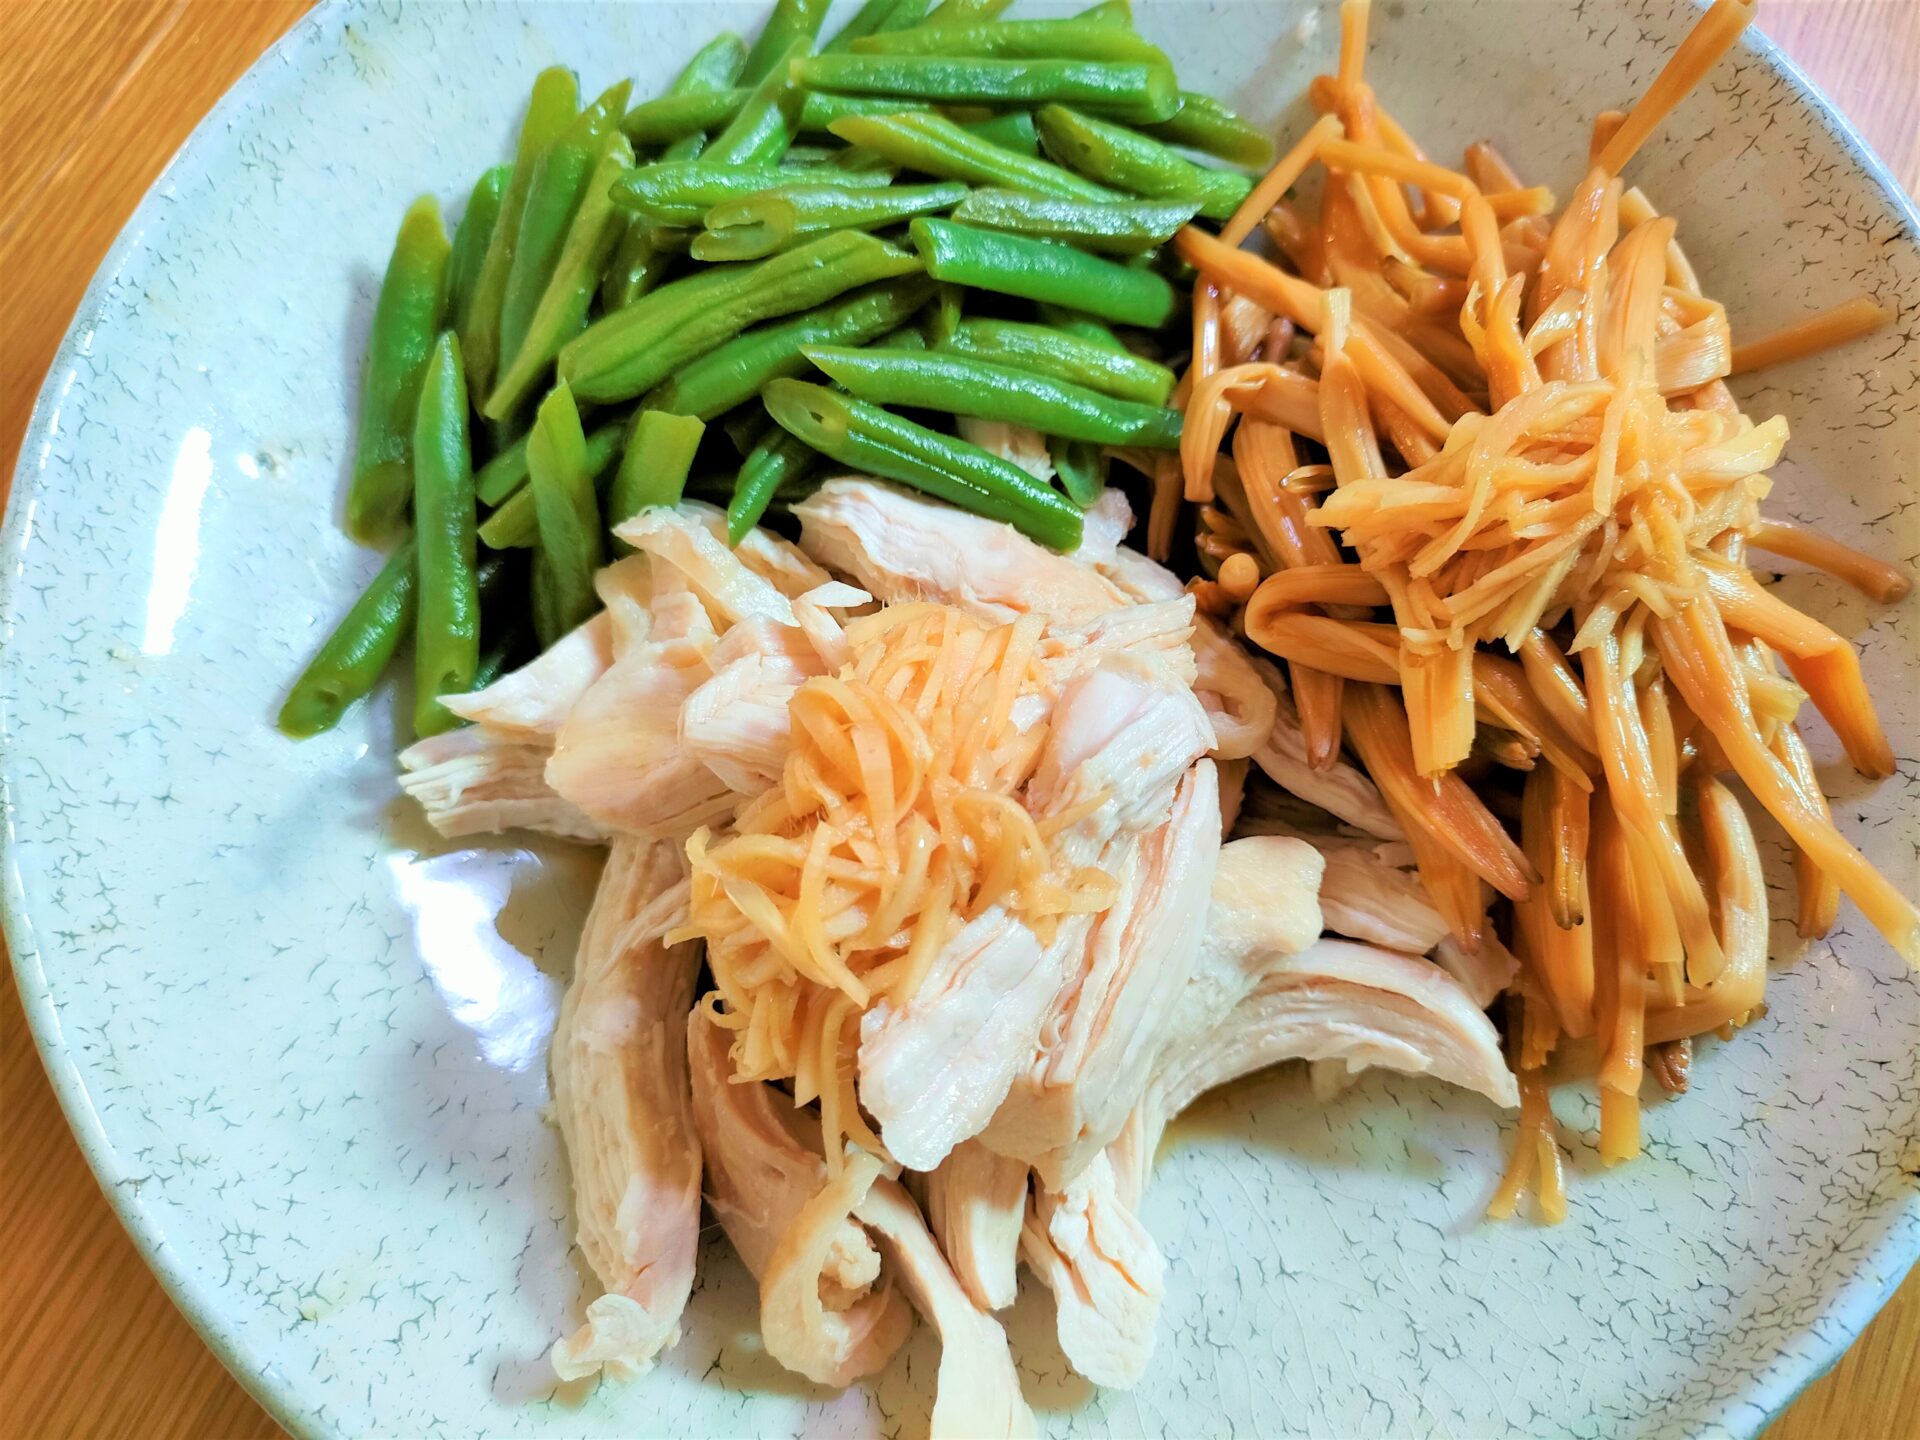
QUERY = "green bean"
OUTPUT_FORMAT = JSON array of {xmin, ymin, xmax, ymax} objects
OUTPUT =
[
  {"xmin": 479, "ymin": 422, "xmax": 623, "ymax": 548},
  {"xmin": 803, "ymin": 90, "xmax": 937, "ymax": 133},
  {"xmin": 940, "ymin": 316, "xmax": 1173, "ymax": 403},
  {"xmin": 823, "ymin": 0, "xmax": 932, "ymax": 53},
  {"xmin": 793, "ymin": 54, "xmax": 1178, "ymax": 123},
  {"xmin": 527, "ymin": 384, "xmax": 603, "ymax": 645},
  {"xmin": 411, "ymin": 334, "xmax": 480, "ymax": 736},
  {"xmin": 646, "ymin": 275, "xmax": 932, "ymax": 418},
  {"xmin": 1049, "ymin": 435, "xmax": 1105, "ymax": 508},
  {"xmin": 693, "ymin": 181, "xmax": 963, "ymax": 261},
  {"xmin": 929, "ymin": 282, "xmax": 964, "ymax": 344},
  {"xmin": 740, "ymin": 0, "xmax": 831, "ymax": 85},
  {"xmin": 706, "ymin": 37, "xmax": 811, "ymax": 165},
  {"xmin": 828, "ymin": 112, "xmax": 1114, "ymax": 199},
  {"xmin": 462, "ymin": 68, "xmax": 579, "ymax": 396},
  {"xmin": 610, "ymin": 410, "xmax": 707, "ymax": 528},
  {"xmin": 606, "ymin": 37, "xmax": 745, "ymax": 311},
  {"xmin": 762, "ymin": 379, "xmax": 1082, "ymax": 549},
  {"xmin": 1034, "ymin": 301, "xmax": 1127, "ymax": 348},
  {"xmin": 612, "ymin": 161, "xmax": 892, "ymax": 229},
  {"xmin": 1035, "ymin": 104, "xmax": 1251, "ymax": 220},
  {"xmin": 496, "ymin": 82, "xmax": 632, "ymax": 387},
  {"xmin": 477, "ymin": 416, "xmax": 621, "ymax": 506},
  {"xmin": 348, "ymin": 195, "xmax": 451, "ymax": 542},
  {"xmin": 486, "ymin": 133, "xmax": 636, "ymax": 420},
  {"xmin": 852, "ymin": 17, "xmax": 1165, "ymax": 63},
  {"xmin": 676, "ymin": 30, "xmax": 751, "ymax": 92},
  {"xmin": 621, "ymin": 88, "xmax": 746, "ymax": 146},
  {"xmin": 1138, "ymin": 90, "xmax": 1274, "ymax": 168},
  {"xmin": 561, "ymin": 230, "xmax": 921, "ymax": 403},
  {"xmin": 953, "ymin": 187, "xmax": 1197, "ymax": 254},
  {"xmin": 728, "ymin": 425, "xmax": 820, "ymax": 544},
  {"xmin": 803, "ymin": 345, "xmax": 1182, "ymax": 447},
  {"xmin": 908, "ymin": 217, "xmax": 1173, "ymax": 326},
  {"xmin": 1074, "ymin": 0, "xmax": 1133, "ymax": 23},
  {"xmin": 277, "ymin": 540, "xmax": 417, "ymax": 736},
  {"xmin": 447, "ymin": 166, "xmax": 509, "ymax": 333},
  {"xmin": 922, "ymin": 0, "xmax": 1015, "ymax": 24},
  {"xmin": 959, "ymin": 110, "xmax": 1039, "ymax": 156}
]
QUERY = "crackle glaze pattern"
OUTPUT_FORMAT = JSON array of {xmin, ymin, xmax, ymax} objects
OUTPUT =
[{"xmin": 2, "ymin": 2, "xmax": 1916, "ymax": 1437}]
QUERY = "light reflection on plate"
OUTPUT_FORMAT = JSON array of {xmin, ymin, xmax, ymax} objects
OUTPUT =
[{"xmin": 388, "ymin": 847, "xmax": 572, "ymax": 1073}]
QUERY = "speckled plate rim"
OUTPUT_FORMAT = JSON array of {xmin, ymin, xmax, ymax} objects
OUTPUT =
[{"xmin": 1, "ymin": 5, "xmax": 1915, "ymax": 1438}]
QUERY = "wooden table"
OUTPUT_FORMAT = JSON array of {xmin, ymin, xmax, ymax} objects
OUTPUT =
[{"xmin": 2, "ymin": 2, "xmax": 1915, "ymax": 1436}]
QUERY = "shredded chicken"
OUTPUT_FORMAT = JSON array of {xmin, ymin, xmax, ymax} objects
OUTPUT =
[
  {"xmin": 760, "ymin": 1149, "xmax": 917, "ymax": 1387},
  {"xmin": 1244, "ymin": 654, "xmax": 1402, "ymax": 839},
  {"xmin": 856, "ymin": 1180, "xmax": 1040, "ymax": 1439},
  {"xmin": 400, "ymin": 610, "xmax": 616, "ymax": 840},
  {"xmin": 399, "ymin": 726, "xmax": 605, "ymax": 842},
  {"xmin": 859, "ymin": 650, "xmax": 1215, "ymax": 1173},
  {"xmin": 549, "ymin": 840, "xmax": 703, "ymax": 1381},
  {"xmin": 1021, "ymin": 1148, "xmax": 1165, "ymax": 1389},
  {"xmin": 926, "ymin": 1141, "xmax": 1029, "ymax": 1311},
  {"xmin": 796, "ymin": 478, "xmax": 1272, "ymax": 759},
  {"xmin": 1151, "ymin": 938, "xmax": 1522, "ymax": 1122},
  {"xmin": 988, "ymin": 761, "xmax": 1223, "ymax": 1190}
]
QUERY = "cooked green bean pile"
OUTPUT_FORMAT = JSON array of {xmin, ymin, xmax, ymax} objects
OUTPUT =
[{"xmin": 282, "ymin": 0, "xmax": 1272, "ymax": 739}]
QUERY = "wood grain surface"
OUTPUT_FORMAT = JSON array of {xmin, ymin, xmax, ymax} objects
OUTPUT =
[{"xmin": 1, "ymin": 3, "xmax": 1915, "ymax": 1438}]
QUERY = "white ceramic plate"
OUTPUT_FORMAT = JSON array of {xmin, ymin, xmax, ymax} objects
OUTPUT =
[{"xmin": 5, "ymin": 2, "xmax": 1917, "ymax": 1436}]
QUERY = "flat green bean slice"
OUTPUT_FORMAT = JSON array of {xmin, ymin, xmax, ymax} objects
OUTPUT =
[
  {"xmin": 740, "ymin": 0, "xmax": 830, "ymax": 85},
  {"xmin": 485, "ymin": 132, "xmax": 635, "ymax": 420},
  {"xmin": 728, "ymin": 426, "xmax": 820, "ymax": 544},
  {"xmin": 277, "ymin": 540, "xmax": 417, "ymax": 737},
  {"xmin": 462, "ymin": 68, "xmax": 580, "ymax": 396},
  {"xmin": 822, "ymin": 0, "xmax": 932, "ymax": 53},
  {"xmin": 1049, "ymin": 435, "xmax": 1105, "ymax": 508},
  {"xmin": 446, "ymin": 167, "xmax": 509, "ymax": 334},
  {"xmin": 526, "ymin": 383, "xmax": 603, "ymax": 645},
  {"xmin": 611, "ymin": 160, "xmax": 891, "ymax": 229},
  {"xmin": 479, "ymin": 422, "xmax": 624, "ymax": 549},
  {"xmin": 705, "ymin": 37, "xmax": 811, "ymax": 165},
  {"xmin": 610, "ymin": 410, "xmax": 707, "ymax": 529},
  {"xmin": 496, "ymin": 81, "xmax": 632, "ymax": 387}
]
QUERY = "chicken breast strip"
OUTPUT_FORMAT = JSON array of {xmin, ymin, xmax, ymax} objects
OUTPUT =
[
  {"xmin": 989, "ymin": 761, "xmax": 1223, "ymax": 1190},
  {"xmin": 1021, "ymin": 1147, "xmax": 1165, "ymax": 1389},
  {"xmin": 856, "ymin": 1178, "xmax": 1040, "ymax": 1439},
  {"xmin": 399, "ymin": 608, "xmax": 617, "ymax": 841},
  {"xmin": 794, "ymin": 478, "xmax": 1268, "ymax": 759},
  {"xmin": 1020, "ymin": 835, "xmax": 1324, "ymax": 1387},
  {"xmin": 687, "ymin": 1006, "xmax": 910, "ymax": 1390},
  {"xmin": 925, "ymin": 1140, "xmax": 1029, "ymax": 1312},
  {"xmin": 549, "ymin": 840, "xmax": 704, "ymax": 1381},
  {"xmin": 861, "ymin": 655, "xmax": 1215, "ymax": 1174}
]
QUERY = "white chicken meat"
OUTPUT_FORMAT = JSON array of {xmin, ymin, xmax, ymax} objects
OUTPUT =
[{"xmin": 548, "ymin": 839, "xmax": 704, "ymax": 1381}]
